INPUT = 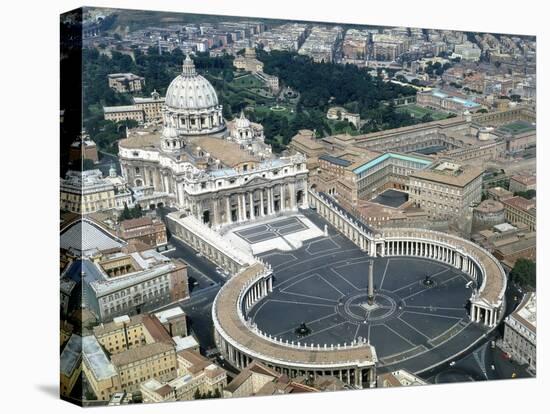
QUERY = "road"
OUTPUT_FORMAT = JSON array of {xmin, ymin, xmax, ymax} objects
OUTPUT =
[
  {"xmin": 423, "ymin": 279, "xmax": 533, "ymax": 383},
  {"xmin": 155, "ymin": 236, "xmax": 229, "ymax": 351}
]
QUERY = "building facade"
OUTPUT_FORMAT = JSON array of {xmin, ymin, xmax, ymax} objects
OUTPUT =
[
  {"xmin": 118, "ymin": 216, "xmax": 168, "ymax": 248},
  {"xmin": 503, "ymin": 293, "xmax": 536, "ymax": 372},
  {"xmin": 502, "ymin": 196, "xmax": 536, "ymax": 231},
  {"xmin": 104, "ymin": 90, "xmax": 165, "ymax": 123},
  {"xmin": 60, "ymin": 168, "xmax": 133, "ymax": 214},
  {"xmin": 118, "ymin": 56, "xmax": 309, "ymax": 230},
  {"xmin": 409, "ymin": 161, "xmax": 483, "ymax": 222},
  {"xmin": 108, "ymin": 73, "xmax": 145, "ymax": 93}
]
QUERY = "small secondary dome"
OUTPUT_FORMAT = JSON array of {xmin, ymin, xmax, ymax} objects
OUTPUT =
[
  {"xmin": 165, "ymin": 56, "xmax": 219, "ymax": 111},
  {"xmin": 235, "ymin": 111, "xmax": 251, "ymax": 129}
]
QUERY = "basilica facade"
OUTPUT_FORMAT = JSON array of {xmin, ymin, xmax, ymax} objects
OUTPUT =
[{"xmin": 118, "ymin": 56, "xmax": 308, "ymax": 229}]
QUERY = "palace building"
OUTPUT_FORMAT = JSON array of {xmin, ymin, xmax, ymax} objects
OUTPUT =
[{"xmin": 118, "ymin": 56, "xmax": 308, "ymax": 229}]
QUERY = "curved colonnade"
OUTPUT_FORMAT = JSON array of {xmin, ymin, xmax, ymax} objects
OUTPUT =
[{"xmin": 212, "ymin": 190, "xmax": 507, "ymax": 387}]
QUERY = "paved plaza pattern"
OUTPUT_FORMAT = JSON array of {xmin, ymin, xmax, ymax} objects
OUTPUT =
[
  {"xmin": 224, "ymin": 214, "xmax": 324, "ymax": 254},
  {"xmin": 251, "ymin": 230, "xmax": 489, "ymax": 373},
  {"xmin": 235, "ymin": 216, "xmax": 308, "ymax": 244}
]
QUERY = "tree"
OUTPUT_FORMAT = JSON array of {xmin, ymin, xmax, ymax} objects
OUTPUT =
[
  {"xmin": 421, "ymin": 113, "xmax": 434, "ymax": 123},
  {"xmin": 119, "ymin": 203, "xmax": 132, "ymax": 221},
  {"xmin": 82, "ymin": 159, "xmax": 96, "ymax": 170},
  {"xmin": 514, "ymin": 189, "xmax": 536, "ymax": 200},
  {"xmin": 509, "ymin": 258, "xmax": 536, "ymax": 289}
]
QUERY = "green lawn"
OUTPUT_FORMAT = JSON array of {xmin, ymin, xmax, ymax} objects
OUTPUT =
[
  {"xmin": 231, "ymin": 73, "xmax": 265, "ymax": 89},
  {"xmin": 252, "ymin": 103, "xmax": 296, "ymax": 120},
  {"xmin": 397, "ymin": 104, "xmax": 449, "ymax": 121}
]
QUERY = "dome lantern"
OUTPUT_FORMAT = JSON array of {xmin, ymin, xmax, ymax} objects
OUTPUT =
[{"xmin": 182, "ymin": 55, "xmax": 197, "ymax": 77}]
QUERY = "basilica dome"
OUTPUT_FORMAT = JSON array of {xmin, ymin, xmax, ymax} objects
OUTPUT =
[
  {"xmin": 161, "ymin": 55, "xmax": 225, "ymax": 138},
  {"xmin": 165, "ymin": 56, "xmax": 219, "ymax": 110}
]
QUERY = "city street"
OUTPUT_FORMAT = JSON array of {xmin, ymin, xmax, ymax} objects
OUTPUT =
[{"xmin": 155, "ymin": 236, "xmax": 227, "ymax": 351}]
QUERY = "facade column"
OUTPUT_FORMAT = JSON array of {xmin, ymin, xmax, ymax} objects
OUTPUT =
[
  {"xmin": 280, "ymin": 185, "xmax": 285, "ymax": 211},
  {"xmin": 303, "ymin": 185, "xmax": 309, "ymax": 208},
  {"xmin": 249, "ymin": 191, "xmax": 255, "ymax": 220},
  {"xmin": 260, "ymin": 190, "xmax": 265, "ymax": 216},
  {"xmin": 237, "ymin": 194, "xmax": 243, "ymax": 222},
  {"xmin": 270, "ymin": 188, "xmax": 275, "ymax": 214},
  {"xmin": 290, "ymin": 182, "xmax": 296, "ymax": 210},
  {"xmin": 226, "ymin": 197, "xmax": 232, "ymax": 224},
  {"xmin": 212, "ymin": 198, "xmax": 218, "ymax": 227}
]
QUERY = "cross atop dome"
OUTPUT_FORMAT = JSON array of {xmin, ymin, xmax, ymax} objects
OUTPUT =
[{"xmin": 182, "ymin": 55, "xmax": 197, "ymax": 77}]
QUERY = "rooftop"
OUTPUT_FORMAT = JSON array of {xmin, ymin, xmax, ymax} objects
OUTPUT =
[
  {"xmin": 104, "ymin": 105, "xmax": 141, "ymax": 113},
  {"xmin": 319, "ymin": 154, "xmax": 353, "ymax": 167},
  {"xmin": 120, "ymin": 216, "xmax": 154, "ymax": 231},
  {"xmin": 60, "ymin": 218, "xmax": 126, "ymax": 256},
  {"xmin": 154, "ymin": 307, "xmax": 186, "ymax": 324},
  {"xmin": 474, "ymin": 199, "xmax": 504, "ymax": 213},
  {"xmin": 353, "ymin": 152, "xmax": 432, "ymax": 176},
  {"xmin": 82, "ymin": 335, "xmax": 118, "ymax": 381},
  {"xmin": 410, "ymin": 163, "xmax": 483, "ymax": 187},
  {"xmin": 510, "ymin": 174, "xmax": 536, "ymax": 186},
  {"xmin": 60, "ymin": 334, "xmax": 82, "ymax": 377},
  {"xmin": 511, "ymin": 292, "xmax": 536, "ymax": 333},
  {"xmin": 187, "ymin": 136, "xmax": 259, "ymax": 167},
  {"xmin": 173, "ymin": 335, "xmax": 199, "ymax": 352},
  {"xmin": 93, "ymin": 314, "xmax": 145, "ymax": 337},
  {"xmin": 502, "ymin": 196, "xmax": 536, "ymax": 212},
  {"xmin": 111, "ymin": 342, "xmax": 174, "ymax": 367},
  {"xmin": 494, "ymin": 223, "xmax": 516, "ymax": 232}
]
